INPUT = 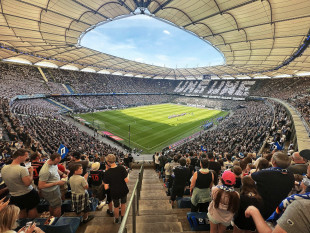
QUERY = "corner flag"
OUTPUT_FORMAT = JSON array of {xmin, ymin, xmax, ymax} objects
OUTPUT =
[{"xmin": 58, "ymin": 144, "xmax": 69, "ymax": 159}]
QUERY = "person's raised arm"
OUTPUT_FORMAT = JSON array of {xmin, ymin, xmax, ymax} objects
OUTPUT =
[{"xmin": 245, "ymin": 206, "xmax": 278, "ymax": 233}]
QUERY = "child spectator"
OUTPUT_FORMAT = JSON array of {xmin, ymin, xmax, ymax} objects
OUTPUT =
[
  {"xmin": 232, "ymin": 166, "xmax": 242, "ymax": 191},
  {"xmin": 69, "ymin": 164, "xmax": 94, "ymax": 223},
  {"xmin": 103, "ymin": 154, "xmax": 129, "ymax": 224},
  {"xmin": 255, "ymin": 158, "xmax": 270, "ymax": 172},
  {"xmin": 232, "ymin": 176, "xmax": 263, "ymax": 233},
  {"xmin": 208, "ymin": 170, "xmax": 240, "ymax": 233},
  {"xmin": 88, "ymin": 162, "xmax": 105, "ymax": 210}
]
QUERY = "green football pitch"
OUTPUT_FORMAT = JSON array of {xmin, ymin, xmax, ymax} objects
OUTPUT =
[{"xmin": 77, "ymin": 104, "xmax": 228, "ymax": 153}]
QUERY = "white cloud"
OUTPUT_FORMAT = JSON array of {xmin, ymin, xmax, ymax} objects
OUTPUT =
[{"xmin": 163, "ymin": 30, "xmax": 170, "ymax": 35}]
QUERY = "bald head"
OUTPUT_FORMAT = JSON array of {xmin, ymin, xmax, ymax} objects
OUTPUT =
[{"xmin": 293, "ymin": 152, "xmax": 305, "ymax": 163}]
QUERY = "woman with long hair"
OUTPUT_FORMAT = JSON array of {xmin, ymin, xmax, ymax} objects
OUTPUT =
[
  {"xmin": 232, "ymin": 176, "xmax": 263, "ymax": 233},
  {"xmin": 0, "ymin": 205, "xmax": 44, "ymax": 233},
  {"xmin": 208, "ymin": 170, "xmax": 240, "ymax": 233}
]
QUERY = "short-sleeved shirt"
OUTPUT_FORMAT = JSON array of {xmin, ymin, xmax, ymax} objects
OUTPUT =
[
  {"xmin": 208, "ymin": 161, "xmax": 221, "ymax": 181},
  {"xmin": 1, "ymin": 164, "xmax": 33, "ymax": 196},
  {"xmin": 103, "ymin": 165, "xmax": 129, "ymax": 199},
  {"xmin": 89, "ymin": 170, "xmax": 104, "ymax": 187},
  {"xmin": 69, "ymin": 174, "xmax": 87, "ymax": 195},
  {"xmin": 173, "ymin": 166, "xmax": 190, "ymax": 187},
  {"xmin": 32, "ymin": 161, "xmax": 44, "ymax": 186},
  {"xmin": 39, "ymin": 161, "xmax": 60, "ymax": 192},
  {"xmin": 277, "ymin": 199, "xmax": 310, "ymax": 233}
]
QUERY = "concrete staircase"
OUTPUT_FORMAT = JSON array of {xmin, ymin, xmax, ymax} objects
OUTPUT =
[{"xmin": 64, "ymin": 167, "xmax": 216, "ymax": 233}]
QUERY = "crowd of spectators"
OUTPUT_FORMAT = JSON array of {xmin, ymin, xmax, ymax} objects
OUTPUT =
[
  {"xmin": 18, "ymin": 115, "xmax": 123, "ymax": 156},
  {"xmin": 159, "ymin": 148, "xmax": 310, "ymax": 233},
  {"xmin": 46, "ymin": 68, "xmax": 178, "ymax": 94},
  {"xmin": 174, "ymin": 80, "xmax": 255, "ymax": 97},
  {"xmin": 171, "ymin": 101, "xmax": 273, "ymax": 156},
  {"xmin": 289, "ymin": 95, "xmax": 310, "ymax": 126},
  {"xmin": 250, "ymin": 77, "xmax": 310, "ymax": 100},
  {"xmin": 0, "ymin": 63, "xmax": 66, "ymax": 98},
  {"xmin": 51, "ymin": 94, "xmax": 175, "ymax": 112},
  {"xmin": 11, "ymin": 99, "xmax": 62, "ymax": 118},
  {"xmin": 174, "ymin": 97, "xmax": 245, "ymax": 110}
]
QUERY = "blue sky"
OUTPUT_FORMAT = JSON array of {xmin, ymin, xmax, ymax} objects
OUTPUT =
[{"xmin": 81, "ymin": 14, "xmax": 224, "ymax": 68}]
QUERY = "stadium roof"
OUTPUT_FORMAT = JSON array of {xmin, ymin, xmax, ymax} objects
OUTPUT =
[{"xmin": 0, "ymin": 0, "xmax": 309, "ymax": 79}]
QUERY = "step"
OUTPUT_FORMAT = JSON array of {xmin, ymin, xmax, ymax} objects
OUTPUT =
[
  {"xmin": 140, "ymin": 194, "xmax": 170, "ymax": 200},
  {"xmin": 142, "ymin": 179, "xmax": 162, "ymax": 184},
  {"xmin": 141, "ymin": 184, "xmax": 165, "ymax": 190},
  {"xmin": 127, "ymin": 214, "xmax": 178, "ymax": 223},
  {"xmin": 139, "ymin": 209, "xmax": 174, "ymax": 216},
  {"xmin": 139, "ymin": 200, "xmax": 171, "ymax": 211},
  {"xmin": 140, "ymin": 189, "xmax": 166, "ymax": 195},
  {"xmin": 84, "ymin": 224, "xmax": 120, "ymax": 233},
  {"xmin": 126, "ymin": 222, "xmax": 183, "ymax": 233}
]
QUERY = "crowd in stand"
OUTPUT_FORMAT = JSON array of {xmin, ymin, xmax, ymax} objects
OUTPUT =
[
  {"xmin": 171, "ymin": 101, "xmax": 273, "ymax": 156},
  {"xmin": 0, "ymin": 63, "xmax": 66, "ymax": 98},
  {"xmin": 174, "ymin": 97, "xmax": 245, "ymax": 110},
  {"xmin": 0, "ymin": 149, "xmax": 131, "ymax": 231},
  {"xmin": 289, "ymin": 95, "xmax": 310, "ymax": 126},
  {"xmin": 156, "ymin": 146, "xmax": 310, "ymax": 233},
  {"xmin": 250, "ymin": 76, "xmax": 310, "ymax": 100},
  {"xmin": 11, "ymin": 99, "xmax": 62, "ymax": 118},
  {"xmin": 1, "ymin": 61, "xmax": 310, "ymax": 232},
  {"xmin": 51, "ymin": 94, "xmax": 175, "ymax": 112}
]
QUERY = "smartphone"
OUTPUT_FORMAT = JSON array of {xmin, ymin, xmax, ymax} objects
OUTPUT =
[
  {"xmin": 24, "ymin": 221, "xmax": 34, "ymax": 232},
  {"xmin": 3, "ymin": 194, "xmax": 11, "ymax": 202}
]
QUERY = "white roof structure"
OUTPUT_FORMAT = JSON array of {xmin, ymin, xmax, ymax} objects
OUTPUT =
[{"xmin": 0, "ymin": 0, "xmax": 309, "ymax": 79}]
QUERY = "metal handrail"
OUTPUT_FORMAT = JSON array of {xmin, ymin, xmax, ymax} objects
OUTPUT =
[{"xmin": 118, "ymin": 164, "xmax": 144, "ymax": 233}]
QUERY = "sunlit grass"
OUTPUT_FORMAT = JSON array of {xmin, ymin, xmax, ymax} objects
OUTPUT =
[{"xmin": 77, "ymin": 104, "xmax": 228, "ymax": 153}]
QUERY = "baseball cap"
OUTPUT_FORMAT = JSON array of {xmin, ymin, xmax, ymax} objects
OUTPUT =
[
  {"xmin": 222, "ymin": 170, "xmax": 236, "ymax": 186},
  {"xmin": 91, "ymin": 162, "xmax": 100, "ymax": 171}
]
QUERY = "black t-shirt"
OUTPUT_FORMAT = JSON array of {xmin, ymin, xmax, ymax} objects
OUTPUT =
[
  {"xmin": 32, "ymin": 161, "xmax": 44, "ymax": 186},
  {"xmin": 123, "ymin": 158, "xmax": 130, "ymax": 167},
  {"xmin": 251, "ymin": 169, "xmax": 294, "ymax": 219},
  {"xmin": 88, "ymin": 170, "xmax": 104, "ymax": 187},
  {"xmin": 103, "ymin": 165, "xmax": 129, "ymax": 199},
  {"xmin": 208, "ymin": 161, "xmax": 221, "ymax": 184},
  {"xmin": 234, "ymin": 177, "xmax": 242, "ymax": 189},
  {"xmin": 158, "ymin": 155, "xmax": 167, "ymax": 167},
  {"xmin": 173, "ymin": 166, "xmax": 190, "ymax": 187},
  {"xmin": 234, "ymin": 194, "xmax": 264, "ymax": 231}
]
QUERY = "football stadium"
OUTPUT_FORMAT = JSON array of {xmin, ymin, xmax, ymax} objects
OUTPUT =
[{"xmin": 0, "ymin": 1, "xmax": 310, "ymax": 233}]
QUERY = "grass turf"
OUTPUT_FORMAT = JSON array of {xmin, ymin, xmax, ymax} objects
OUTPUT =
[{"xmin": 76, "ymin": 103, "xmax": 228, "ymax": 153}]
